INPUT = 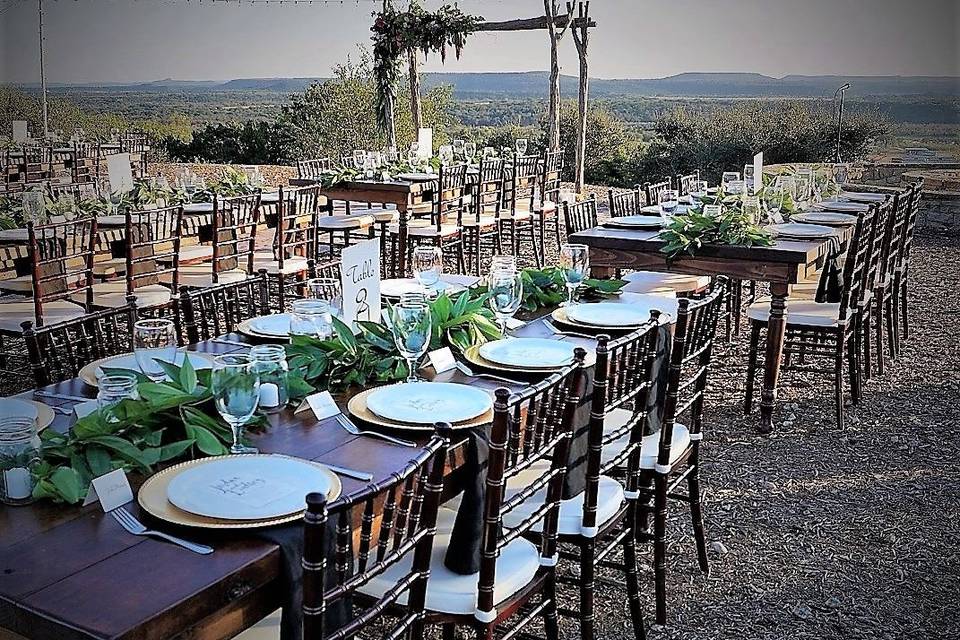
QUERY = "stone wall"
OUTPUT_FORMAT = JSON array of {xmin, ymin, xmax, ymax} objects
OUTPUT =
[{"xmin": 855, "ymin": 162, "xmax": 960, "ymax": 188}]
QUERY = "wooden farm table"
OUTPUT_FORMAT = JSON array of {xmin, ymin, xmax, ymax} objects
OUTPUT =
[
  {"xmin": 569, "ymin": 225, "xmax": 852, "ymax": 434},
  {"xmin": 290, "ymin": 179, "xmax": 433, "ymax": 278},
  {"xmin": 0, "ymin": 311, "xmax": 602, "ymax": 640}
]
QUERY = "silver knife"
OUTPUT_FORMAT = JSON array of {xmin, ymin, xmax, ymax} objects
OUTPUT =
[
  {"xmin": 34, "ymin": 391, "xmax": 92, "ymax": 403},
  {"xmin": 323, "ymin": 464, "xmax": 374, "ymax": 482}
]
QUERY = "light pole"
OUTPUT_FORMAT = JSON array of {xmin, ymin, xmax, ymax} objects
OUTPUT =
[
  {"xmin": 38, "ymin": 0, "xmax": 49, "ymax": 139},
  {"xmin": 834, "ymin": 82, "xmax": 850, "ymax": 163}
]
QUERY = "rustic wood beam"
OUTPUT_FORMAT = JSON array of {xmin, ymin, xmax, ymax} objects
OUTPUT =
[{"xmin": 475, "ymin": 15, "xmax": 595, "ymax": 32}]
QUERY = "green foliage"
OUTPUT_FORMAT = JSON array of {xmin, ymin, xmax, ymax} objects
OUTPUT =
[
  {"xmin": 163, "ymin": 121, "xmax": 292, "ymax": 165},
  {"xmin": 473, "ymin": 267, "xmax": 626, "ymax": 313},
  {"xmin": 31, "ymin": 357, "xmax": 249, "ymax": 504},
  {"xmin": 659, "ymin": 206, "xmax": 775, "ymax": 261},
  {"xmin": 548, "ymin": 100, "xmax": 640, "ymax": 186}
]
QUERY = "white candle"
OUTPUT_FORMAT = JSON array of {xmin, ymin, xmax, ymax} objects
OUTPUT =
[
  {"xmin": 259, "ymin": 383, "xmax": 280, "ymax": 408},
  {"xmin": 3, "ymin": 468, "xmax": 31, "ymax": 500}
]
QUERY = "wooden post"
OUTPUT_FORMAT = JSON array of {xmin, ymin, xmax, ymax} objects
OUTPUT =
[
  {"xmin": 569, "ymin": 1, "xmax": 590, "ymax": 193},
  {"xmin": 408, "ymin": 49, "xmax": 422, "ymax": 135},
  {"xmin": 544, "ymin": 0, "xmax": 563, "ymax": 151}
]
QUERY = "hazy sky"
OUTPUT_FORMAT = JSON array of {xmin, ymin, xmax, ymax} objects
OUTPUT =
[{"xmin": 1, "ymin": 0, "xmax": 958, "ymax": 84}]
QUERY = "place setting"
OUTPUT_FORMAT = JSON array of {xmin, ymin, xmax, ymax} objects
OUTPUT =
[
  {"xmin": 765, "ymin": 222, "xmax": 838, "ymax": 242},
  {"xmin": 789, "ymin": 211, "xmax": 859, "ymax": 227}
]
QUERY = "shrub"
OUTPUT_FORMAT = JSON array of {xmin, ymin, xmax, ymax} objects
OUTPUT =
[{"xmin": 162, "ymin": 121, "xmax": 293, "ymax": 165}]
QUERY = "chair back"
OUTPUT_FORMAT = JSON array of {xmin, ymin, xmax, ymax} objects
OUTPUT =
[
  {"xmin": 508, "ymin": 154, "xmax": 540, "ymax": 213},
  {"xmin": 898, "ymin": 179, "xmax": 924, "ymax": 273},
  {"xmin": 584, "ymin": 319, "xmax": 661, "ymax": 530},
  {"xmin": 126, "ymin": 205, "xmax": 184, "ymax": 295},
  {"xmin": 539, "ymin": 150, "xmax": 563, "ymax": 208},
  {"xmin": 657, "ymin": 284, "xmax": 726, "ymax": 469},
  {"xmin": 301, "ymin": 431, "xmax": 450, "ymax": 640},
  {"xmin": 27, "ymin": 217, "xmax": 98, "ymax": 325},
  {"xmin": 48, "ymin": 182, "xmax": 96, "ymax": 202},
  {"xmin": 477, "ymin": 350, "xmax": 586, "ymax": 620},
  {"xmin": 837, "ymin": 205, "xmax": 877, "ymax": 325},
  {"xmin": 436, "ymin": 163, "xmax": 469, "ymax": 228},
  {"xmin": 861, "ymin": 198, "xmax": 893, "ymax": 302},
  {"xmin": 22, "ymin": 297, "xmax": 137, "ymax": 387},
  {"xmin": 675, "ymin": 171, "xmax": 700, "ymax": 196},
  {"xmin": 297, "ymin": 158, "xmax": 332, "ymax": 180},
  {"xmin": 607, "ymin": 186, "xmax": 646, "ymax": 218},
  {"xmin": 211, "ymin": 193, "xmax": 260, "ymax": 282},
  {"xmin": 644, "ymin": 177, "xmax": 672, "ymax": 206},
  {"xmin": 877, "ymin": 186, "xmax": 913, "ymax": 290},
  {"xmin": 562, "ymin": 195, "xmax": 598, "ymax": 239},
  {"xmin": 275, "ymin": 185, "xmax": 320, "ymax": 268},
  {"xmin": 179, "ymin": 271, "xmax": 270, "ymax": 343},
  {"xmin": 475, "ymin": 157, "xmax": 505, "ymax": 221}
]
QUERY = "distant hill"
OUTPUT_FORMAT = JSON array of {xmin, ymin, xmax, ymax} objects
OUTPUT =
[{"xmin": 33, "ymin": 71, "xmax": 959, "ymax": 98}]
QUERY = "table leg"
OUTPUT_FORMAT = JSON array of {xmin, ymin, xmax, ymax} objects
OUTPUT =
[
  {"xmin": 589, "ymin": 261, "xmax": 616, "ymax": 280},
  {"xmin": 396, "ymin": 201, "xmax": 408, "ymax": 279},
  {"xmin": 758, "ymin": 283, "xmax": 788, "ymax": 434}
]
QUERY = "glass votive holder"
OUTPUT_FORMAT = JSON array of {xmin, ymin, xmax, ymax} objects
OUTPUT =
[
  {"xmin": 97, "ymin": 373, "xmax": 139, "ymax": 423},
  {"xmin": 250, "ymin": 344, "xmax": 289, "ymax": 413},
  {"xmin": 290, "ymin": 299, "xmax": 333, "ymax": 339},
  {"xmin": 0, "ymin": 416, "xmax": 40, "ymax": 506}
]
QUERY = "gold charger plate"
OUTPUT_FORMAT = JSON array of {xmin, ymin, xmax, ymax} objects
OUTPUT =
[
  {"xmin": 138, "ymin": 454, "xmax": 342, "ymax": 530},
  {"xmin": 78, "ymin": 351, "xmax": 217, "ymax": 387},
  {"xmin": 237, "ymin": 316, "xmax": 287, "ymax": 340},
  {"xmin": 30, "ymin": 401, "xmax": 56, "ymax": 431},
  {"xmin": 463, "ymin": 343, "xmax": 596, "ymax": 374},
  {"xmin": 347, "ymin": 386, "xmax": 493, "ymax": 432}
]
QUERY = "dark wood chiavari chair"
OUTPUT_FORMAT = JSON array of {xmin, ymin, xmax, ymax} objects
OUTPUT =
[
  {"xmin": 607, "ymin": 185, "xmax": 647, "ymax": 218},
  {"xmin": 644, "ymin": 177, "xmax": 672, "ymax": 206},
  {"xmin": 562, "ymin": 194, "xmax": 598, "ymax": 239},
  {"xmin": 896, "ymin": 179, "xmax": 924, "ymax": 346},
  {"xmin": 178, "ymin": 193, "xmax": 260, "ymax": 289},
  {"xmin": 253, "ymin": 185, "xmax": 319, "ymax": 311},
  {"xmin": 179, "ymin": 271, "xmax": 270, "ymax": 344},
  {"xmin": 533, "ymin": 149, "xmax": 564, "ymax": 255},
  {"xmin": 296, "ymin": 158, "xmax": 333, "ymax": 180},
  {"xmin": 461, "ymin": 156, "xmax": 505, "ymax": 275},
  {"xmin": 71, "ymin": 142, "xmax": 96, "ymax": 183},
  {"xmin": 47, "ymin": 182, "xmax": 97, "ymax": 202},
  {"xmin": 746, "ymin": 204, "xmax": 879, "ymax": 427},
  {"xmin": 500, "ymin": 153, "xmax": 543, "ymax": 268},
  {"xmin": 119, "ymin": 133, "xmax": 149, "ymax": 176},
  {"xmin": 22, "ymin": 296, "xmax": 138, "ymax": 387},
  {"xmin": 858, "ymin": 197, "xmax": 894, "ymax": 381},
  {"xmin": 870, "ymin": 186, "xmax": 913, "ymax": 374},
  {"xmin": 675, "ymin": 170, "xmax": 701, "ymax": 196},
  {"xmin": 298, "ymin": 431, "xmax": 450, "ymax": 640}
]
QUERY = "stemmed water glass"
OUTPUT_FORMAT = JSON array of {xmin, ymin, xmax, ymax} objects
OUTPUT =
[
  {"xmin": 765, "ymin": 185, "xmax": 785, "ymax": 222},
  {"xmin": 452, "ymin": 139, "xmax": 465, "ymax": 159},
  {"xmin": 211, "ymin": 354, "xmax": 261, "ymax": 455},
  {"xmin": 353, "ymin": 150, "xmax": 366, "ymax": 170},
  {"xmin": 389, "ymin": 297, "xmax": 433, "ymax": 383},
  {"xmin": 658, "ymin": 189, "xmax": 680, "ymax": 217},
  {"xmin": 438, "ymin": 145, "xmax": 454, "ymax": 166},
  {"xmin": 464, "ymin": 141, "xmax": 477, "ymax": 161},
  {"xmin": 559, "ymin": 244, "xmax": 589, "ymax": 307},
  {"xmin": 413, "ymin": 246, "xmax": 443, "ymax": 296},
  {"xmin": 133, "ymin": 319, "xmax": 178, "ymax": 382},
  {"xmin": 488, "ymin": 268, "xmax": 524, "ymax": 333},
  {"xmin": 515, "ymin": 138, "xmax": 528, "ymax": 156},
  {"xmin": 689, "ymin": 180, "xmax": 708, "ymax": 202}
]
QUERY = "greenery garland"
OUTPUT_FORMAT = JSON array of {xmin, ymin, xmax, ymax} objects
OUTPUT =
[{"xmin": 371, "ymin": 2, "xmax": 481, "ymax": 135}]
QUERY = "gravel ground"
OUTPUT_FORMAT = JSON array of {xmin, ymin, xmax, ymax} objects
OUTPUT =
[{"xmin": 3, "ymin": 196, "xmax": 957, "ymax": 640}]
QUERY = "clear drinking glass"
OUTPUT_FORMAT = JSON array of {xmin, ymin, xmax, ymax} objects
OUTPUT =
[
  {"xmin": 765, "ymin": 185, "xmax": 785, "ymax": 221},
  {"xmin": 659, "ymin": 189, "xmax": 680, "ymax": 216},
  {"xmin": 439, "ymin": 145, "xmax": 454, "ymax": 166},
  {"xmin": 464, "ymin": 141, "xmax": 477, "ymax": 160},
  {"xmin": 743, "ymin": 196, "xmax": 761, "ymax": 224},
  {"xmin": 0, "ymin": 416, "xmax": 40, "ymax": 506},
  {"xmin": 413, "ymin": 246, "xmax": 443, "ymax": 295},
  {"xmin": 482, "ymin": 146, "xmax": 495, "ymax": 159},
  {"xmin": 211, "ymin": 354, "xmax": 260, "ymax": 454},
  {"xmin": 515, "ymin": 138, "xmax": 528, "ymax": 156},
  {"xmin": 250, "ymin": 344, "xmax": 289, "ymax": 413},
  {"xmin": 97, "ymin": 373, "xmax": 139, "ymax": 423},
  {"xmin": 832, "ymin": 163, "xmax": 849, "ymax": 189},
  {"xmin": 290, "ymin": 299, "xmax": 333, "ymax": 339},
  {"xmin": 133, "ymin": 319, "xmax": 178, "ymax": 382},
  {"xmin": 389, "ymin": 299, "xmax": 432, "ymax": 383},
  {"xmin": 690, "ymin": 180, "xmax": 708, "ymax": 201},
  {"xmin": 353, "ymin": 150, "xmax": 366, "ymax": 170},
  {"xmin": 306, "ymin": 277, "xmax": 340, "ymax": 305},
  {"xmin": 452, "ymin": 139, "xmax": 465, "ymax": 159},
  {"xmin": 488, "ymin": 269, "xmax": 524, "ymax": 332},
  {"xmin": 721, "ymin": 171, "xmax": 740, "ymax": 191},
  {"xmin": 559, "ymin": 244, "xmax": 590, "ymax": 307},
  {"xmin": 490, "ymin": 255, "xmax": 518, "ymax": 274}
]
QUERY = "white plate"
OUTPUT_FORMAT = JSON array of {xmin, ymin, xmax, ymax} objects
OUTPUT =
[
  {"xmin": 380, "ymin": 278, "xmax": 464, "ymax": 299},
  {"xmin": 183, "ymin": 202, "xmax": 213, "ymax": 213},
  {"xmin": 0, "ymin": 398, "xmax": 39, "ymax": 421},
  {"xmin": 250, "ymin": 313, "xmax": 292, "ymax": 337},
  {"xmin": 791, "ymin": 212, "xmax": 858, "ymax": 227},
  {"xmin": 768, "ymin": 223, "xmax": 836, "ymax": 239},
  {"xmin": 396, "ymin": 172, "xmax": 436, "ymax": 182},
  {"xmin": 812, "ymin": 201, "xmax": 868, "ymax": 213},
  {"xmin": 259, "ymin": 191, "xmax": 280, "ymax": 204},
  {"xmin": 606, "ymin": 215, "xmax": 664, "ymax": 228},
  {"xmin": 566, "ymin": 302, "xmax": 662, "ymax": 327},
  {"xmin": 479, "ymin": 338, "xmax": 577, "ymax": 369},
  {"xmin": 95, "ymin": 351, "xmax": 213, "ymax": 380},
  {"xmin": 166, "ymin": 455, "xmax": 332, "ymax": 520},
  {"xmin": 365, "ymin": 382, "xmax": 492, "ymax": 425}
]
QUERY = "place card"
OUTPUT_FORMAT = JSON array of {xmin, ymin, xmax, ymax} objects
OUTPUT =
[
  {"xmin": 428, "ymin": 346, "xmax": 457, "ymax": 373},
  {"xmin": 82, "ymin": 469, "xmax": 133, "ymax": 512},
  {"xmin": 72, "ymin": 400, "xmax": 99, "ymax": 420},
  {"xmin": 106, "ymin": 153, "xmax": 134, "ymax": 194},
  {"xmin": 296, "ymin": 391, "xmax": 341, "ymax": 421},
  {"xmin": 505, "ymin": 317, "xmax": 526, "ymax": 330},
  {"xmin": 753, "ymin": 151, "xmax": 764, "ymax": 194},
  {"xmin": 340, "ymin": 238, "xmax": 381, "ymax": 325},
  {"xmin": 12, "ymin": 121, "xmax": 28, "ymax": 143}
]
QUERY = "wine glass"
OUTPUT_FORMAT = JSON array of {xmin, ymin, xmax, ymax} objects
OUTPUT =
[
  {"xmin": 832, "ymin": 163, "xmax": 848, "ymax": 190},
  {"xmin": 658, "ymin": 189, "xmax": 680, "ymax": 217},
  {"xmin": 133, "ymin": 319, "xmax": 178, "ymax": 382},
  {"xmin": 353, "ymin": 150, "xmax": 366, "ymax": 170},
  {"xmin": 438, "ymin": 145, "xmax": 454, "ymax": 166},
  {"xmin": 721, "ymin": 171, "xmax": 740, "ymax": 192},
  {"xmin": 389, "ymin": 298, "xmax": 432, "ymax": 383},
  {"xmin": 464, "ymin": 141, "xmax": 477, "ymax": 161},
  {"xmin": 211, "ymin": 354, "xmax": 261, "ymax": 454},
  {"xmin": 452, "ymin": 139, "xmax": 465, "ymax": 159},
  {"xmin": 489, "ymin": 255, "xmax": 517, "ymax": 274},
  {"xmin": 413, "ymin": 246, "xmax": 443, "ymax": 296},
  {"xmin": 488, "ymin": 269, "xmax": 524, "ymax": 333},
  {"xmin": 515, "ymin": 138, "xmax": 528, "ymax": 156},
  {"xmin": 765, "ymin": 185, "xmax": 785, "ymax": 222},
  {"xmin": 559, "ymin": 244, "xmax": 589, "ymax": 307},
  {"xmin": 690, "ymin": 180, "xmax": 708, "ymax": 202},
  {"xmin": 743, "ymin": 164, "xmax": 756, "ymax": 195},
  {"xmin": 743, "ymin": 196, "xmax": 761, "ymax": 224},
  {"xmin": 290, "ymin": 299, "xmax": 333, "ymax": 339}
]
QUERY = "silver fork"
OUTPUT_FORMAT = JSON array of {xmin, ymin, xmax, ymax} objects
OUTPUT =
[
  {"xmin": 334, "ymin": 413, "xmax": 417, "ymax": 448},
  {"xmin": 455, "ymin": 361, "xmax": 529, "ymax": 386},
  {"xmin": 542, "ymin": 320, "xmax": 598, "ymax": 340},
  {"xmin": 111, "ymin": 507, "xmax": 214, "ymax": 555}
]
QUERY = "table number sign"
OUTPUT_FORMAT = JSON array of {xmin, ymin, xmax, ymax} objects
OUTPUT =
[
  {"xmin": 106, "ymin": 153, "xmax": 135, "ymax": 194},
  {"xmin": 340, "ymin": 238, "xmax": 381, "ymax": 325},
  {"xmin": 753, "ymin": 151, "xmax": 764, "ymax": 194},
  {"xmin": 417, "ymin": 127, "xmax": 433, "ymax": 159},
  {"xmin": 12, "ymin": 121, "xmax": 28, "ymax": 143}
]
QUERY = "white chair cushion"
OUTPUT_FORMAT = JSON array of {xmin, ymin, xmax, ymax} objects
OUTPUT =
[
  {"xmin": 357, "ymin": 533, "xmax": 540, "ymax": 616},
  {"xmin": 601, "ymin": 408, "xmax": 692, "ymax": 469},
  {"xmin": 388, "ymin": 223, "xmax": 461, "ymax": 238},
  {"xmin": 0, "ymin": 275, "xmax": 33, "ymax": 294},
  {"xmin": 0, "ymin": 300, "xmax": 86, "ymax": 333},
  {"xmin": 460, "ymin": 216, "xmax": 498, "ymax": 229},
  {"xmin": 159, "ymin": 244, "xmax": 212, "ymax": 264},
  {"xmin": 93, "ymin": 258, "xmax": 123, "ymax": 277},
  {"xmin": 747, "ymin": 298, "xmax": 840, "ymax": 327},
  {"xmin": 252, "ymin": 253, "xmax": 310, "ymax": 275},
  {"xmin": 316, "ymin": 214, "xmax": 374, "ymax": 230},
  {"xmin": 621, "ymin": 271, "xmax": 708, "ymax": 294},
  {"xmin": 499, "ymin": 210, "xmax": 533, "ymax": 221},
  {"xmin": 76, "ymin": 281, "xmax": 172, "ymax": 308},
  {"xmin": 499, "ymin": 461, "xmax": 625, "ymax": 536},
  {"xmin": 160, "ymin": 266, "xmax": 248, "ymax": 288}
]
